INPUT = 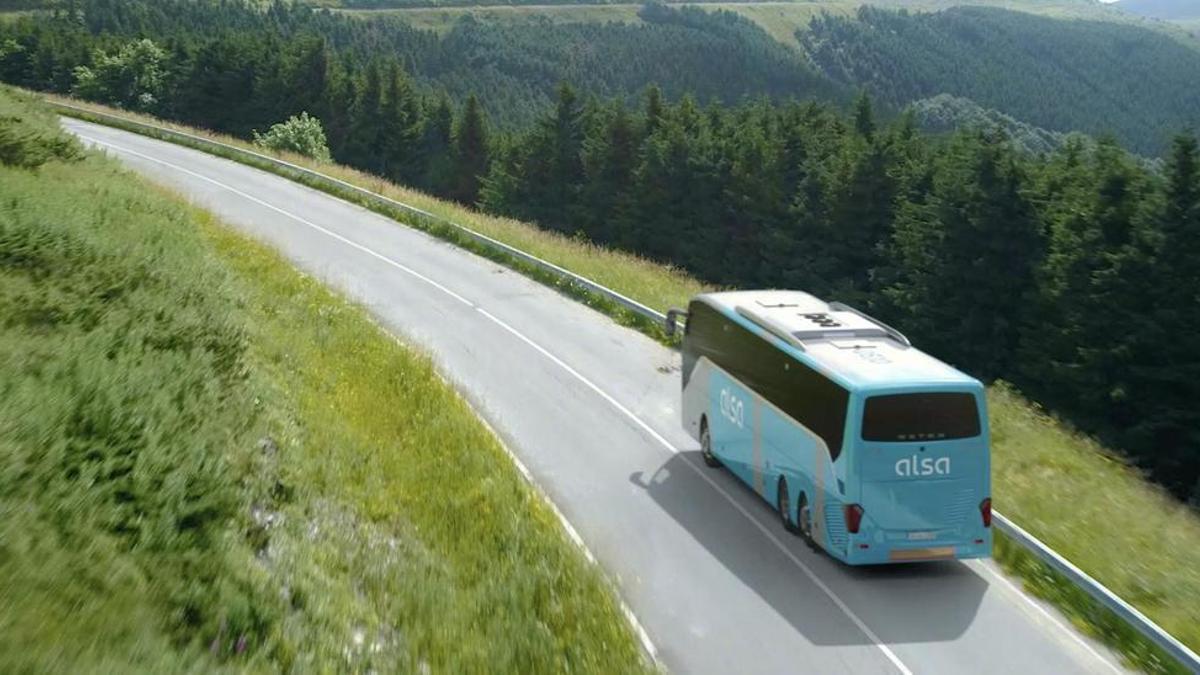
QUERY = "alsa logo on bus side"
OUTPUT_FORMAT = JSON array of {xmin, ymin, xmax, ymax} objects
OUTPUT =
[
  {"xmin": 895, "ymin": 455, "xmax": 951, "ymax": 477},
  {"xmin": 719, "ymin": 388, "xmax": 745, "ymax": 429}
]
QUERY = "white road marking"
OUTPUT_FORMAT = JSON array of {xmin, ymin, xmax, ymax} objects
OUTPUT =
[{"xmin": 76, "ymin": 125, "xmax": 1126, "ymax": 675}]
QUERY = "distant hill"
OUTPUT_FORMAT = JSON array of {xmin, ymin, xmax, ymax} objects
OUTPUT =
[
  {"xmin": 800, "ymin": 6, "xmax": 1200, "ymax": 155},
  {"xmin": 1115, "ymin": 0, "xmax": 1200, "ymax": 20},
  {"xmin": 409, "ymin": 4, "xmax": 849, "ymax": 128},
  {"xmin": 909, "ymin": 94, "xmax": 1069, "ymax": 155}
]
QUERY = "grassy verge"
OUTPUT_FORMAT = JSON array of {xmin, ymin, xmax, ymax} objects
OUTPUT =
[
  {"xmin": 989, "ymin": 384, "xmax": 1200, "ymax": 674},
  {"xmin": 0, "ymin": 86, "xmax": 649, "ymax": 672},
  {"xmin": 43, "ymin": 92, "xmax": 1200, "ymax": 673}
]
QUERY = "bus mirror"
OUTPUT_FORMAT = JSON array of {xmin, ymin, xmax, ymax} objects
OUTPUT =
[{"xmin": 665, "ymin": 308, "xmax": 688, "ymax": 337}]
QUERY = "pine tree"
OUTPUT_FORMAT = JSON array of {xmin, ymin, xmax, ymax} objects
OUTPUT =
[
  {"xmin": 347, "ymin": 61, "xmax": 386, "ymax": 174},
  {"xmin": 478, "ymin": 142, "xmax": 525, "ymax": 217},
  {"xmin": 451, "ymin": 94, "xmax": 490, "ymax": 205},
  {"xmin": 1021, "ymin": 140, "xmax": 1155, "ymax": 430},
  {"xmin": 581, "ymin": 101, "xmax": 638, "ymax": 242},
  {"xmin": 886, "ymin": 132, "xmax": 1044, "ymax": 379},
  {"xmin": 852, "ymin": 90, "xmax": 876, "ymax": 142},
  {"xmin": 290, "ymin": 38, "xmax": 332, "ymax": 123},
  {"xmin": 725, "ymin": 121, "xmax": 785, "ymax": 285},
  {"xmin": 416, "ymin": 95, "xmax": 455, "ymax": 196},
  {"xmin": 1131, "ymin": 134, "xmax": 1200, "ymax": 494},
  {"xmin": 511, "ymin": 82, "xmax": 587, "ymax": 227},
  {"xmin": 321, "ymin": 57, "xmax": 354, "ymax": 160},
  {"xmin": 626, "ymin": 118, "xmax": 693, "ymax": 261},
  {"xmin": 821, "ymin": 133, "xmax": 895, "ymax": 302},
  {"xmin": 768, "ymin": 156, "xmax": 831, "ymax": 292},
  {"xmin": 643, "ymin": 84, "xmax": 665, "ymax": 136},
  {"xmin": 378, "ymin": 62, "xmax": 421, "ymax": 183}
]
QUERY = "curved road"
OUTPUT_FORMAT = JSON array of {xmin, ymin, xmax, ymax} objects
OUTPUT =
[{"xmin": 65, "ymin": 117, "xmax": 1125, "ymax": 675}]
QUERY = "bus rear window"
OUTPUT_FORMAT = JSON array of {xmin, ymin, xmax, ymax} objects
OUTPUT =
[{"xmin": 862, "ymin": 393, "xmax": 981, "ymax": 442}]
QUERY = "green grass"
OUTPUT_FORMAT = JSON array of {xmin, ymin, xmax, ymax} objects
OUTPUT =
[
  {"xmin": 989, "ymin": 384, "xmax": 1200, "ymax": 674},
  {"xmin": 45, "ymin": 93, "xmax": 1200, "ymax": 674},
  {"xmin": 0, "ymin": 86, "xmax": 649, "ymax": 673}
]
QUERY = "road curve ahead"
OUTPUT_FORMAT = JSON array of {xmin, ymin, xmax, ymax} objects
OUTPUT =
[{"xmin": 65, "ymin": 117, "xmax": 1128, "ymax": 675}]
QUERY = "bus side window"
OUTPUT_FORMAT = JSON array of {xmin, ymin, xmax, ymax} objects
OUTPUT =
[
  {"xmin": 686, "ymin": 304, "xmax": 849, "ymax": 461},
  {"xmin": 684, "ymin": 301, "xmax": 722, "ymax": 387},
  {"xmin": 735, "ymin": 322, "xmax": 849, "ymax": 462}
]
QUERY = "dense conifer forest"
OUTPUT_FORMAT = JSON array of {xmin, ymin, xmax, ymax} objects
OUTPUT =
[
  {"xmin": 8, "ymin": 0, "xmax": 1199, "ymax": 153},
  {"xmin": 3, "ymin": 0, "xmax": 1199, "ymax": 502},
  {"xmin": 0, "ymin": 0, "xmax": 843, "ymax": 128}
]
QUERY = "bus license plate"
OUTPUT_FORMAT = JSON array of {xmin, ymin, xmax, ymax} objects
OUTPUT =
[{"xmin": 908, "ymin": 531, "xmax": 936, "ymax": 541}]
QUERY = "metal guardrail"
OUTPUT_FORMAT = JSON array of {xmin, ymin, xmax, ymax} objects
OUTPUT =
[
  {"xmin": 54, "ymin": 100, "xmax": 1200, "ymax": 674},
  {"xmin": 994, "ymin": 514, "xmax": 1200, "ymax": 672}
]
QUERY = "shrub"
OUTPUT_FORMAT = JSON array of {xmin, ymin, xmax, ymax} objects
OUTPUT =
[
  {"xmin": 71, "ymin": 39, "xmax": 168, "ymax": 113},
  {"xmin": 252, "ymin": 112, "xmax": 332, "ymax": 162}
]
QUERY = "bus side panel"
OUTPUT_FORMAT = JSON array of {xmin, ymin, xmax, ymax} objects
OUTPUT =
[
  {"xmin": 761, "ymin": 410, "xmax": 814, "ymax": 519},
  {"xmin": 761, "ymin": 411, "xmax": 849, "ymax": 562},
  {"xmin": 681, "ymin": 355, "xmax": 711, "ymax": 442},
  {"xmin": 707, "ymin": 367, "xmax": 755, "ymax": 486}
]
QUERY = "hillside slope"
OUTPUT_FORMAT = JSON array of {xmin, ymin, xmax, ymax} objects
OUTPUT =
[
  {"xmin": 327, "ymin": 1, "xmax": 1198, "ymax": 152},
  {"xmin": 909, "ymin": 94, "xmax": 1069, "ymax": 155}
]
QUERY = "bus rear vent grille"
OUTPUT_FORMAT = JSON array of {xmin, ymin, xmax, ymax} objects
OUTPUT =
[
  {"xmin": 945, "ymin": 489, "xmax": 977, "ymax": 528},
  {"xmin": 824, "ymin": 502, "xmax": 847, "ymax": 551}
]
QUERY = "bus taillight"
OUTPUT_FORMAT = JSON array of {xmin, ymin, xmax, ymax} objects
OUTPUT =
[
  {"xmin": 844, "ymin": 504, "xmax": 864, "ymax": 534},
  {"xmin": 980, "ymin": 498, "xmax": 992, "ymax": 528}
]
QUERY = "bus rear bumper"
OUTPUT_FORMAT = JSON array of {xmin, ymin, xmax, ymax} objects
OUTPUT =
[{"xmin": 840, "ymin": 535, "xmax": 993, "ymax": 565}]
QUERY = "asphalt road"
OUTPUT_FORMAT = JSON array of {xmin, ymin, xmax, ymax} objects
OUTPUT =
[{"xmin": 64, "ymin": 117, "xmax": 1127, "ymax": 675}]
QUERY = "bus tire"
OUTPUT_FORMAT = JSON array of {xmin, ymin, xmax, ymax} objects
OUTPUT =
[
  {"xmin": 700, "ymin": 418, "xmax": 721, "ymax": 467},
  {"xmin": 778, "ymin": 477, "xmax": 797, "ymax": 534},
  {"xmin": 797, "ymin": 492, "xmax": 817, "ymax": 548}
]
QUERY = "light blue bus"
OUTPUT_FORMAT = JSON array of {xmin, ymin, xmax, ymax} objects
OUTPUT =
[{"xmin": 667, "ymin": 291, "xmax": 992, "ymax": 565}]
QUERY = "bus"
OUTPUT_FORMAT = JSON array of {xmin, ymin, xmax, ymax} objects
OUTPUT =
[{"xmin": 666, "ymin": 290, "xmax": 992, "ymax": 565}]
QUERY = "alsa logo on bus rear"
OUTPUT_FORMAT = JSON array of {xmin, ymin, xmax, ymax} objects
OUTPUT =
[
  {"xmin": 895, "ymin": 455, "xmax": 951, "ymax": 477},
  {"xmin": 719, "ymin": 388, "xmax": 745, "ymax": 429}
]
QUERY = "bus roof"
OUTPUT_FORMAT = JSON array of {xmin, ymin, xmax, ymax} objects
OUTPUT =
[{"xmin": 695, "ymin": 290, "xmax": 982, "ymax": 393}]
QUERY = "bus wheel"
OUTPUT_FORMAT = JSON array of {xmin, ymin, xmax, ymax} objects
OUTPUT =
[
  {"xmin": 778, "ymin": 477, "xmax": 797, "ymax": 534},
  {"xmin": 700, "ymin": 419, "xmax": 721, "ymax": 468},
  {"xmin": 797, "ymin": 493, "xmax": 816, "ymax": 548}
]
